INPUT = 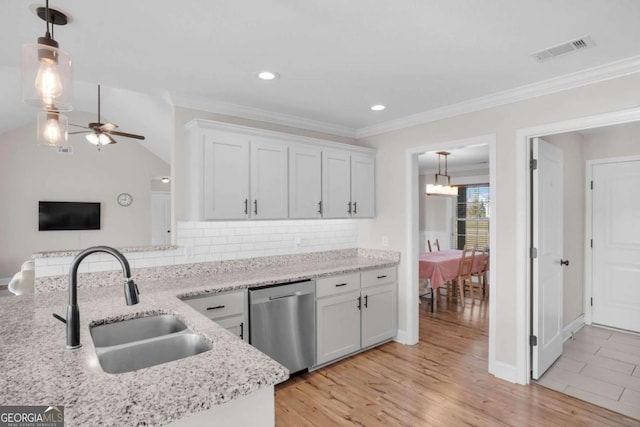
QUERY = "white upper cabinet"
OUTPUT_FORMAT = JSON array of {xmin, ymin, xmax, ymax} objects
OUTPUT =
[
  {"xmin": 289, "ymin": 146, "xmax": 322, "ymax": 219},
  {"xmin": 251, "ymin": 138, "xmax": 289, "ymax": 219},
  {"xmin": 321, "ymin": 150, "xmax": 352, "ymax": 218},
  {"xmin": 322, "ymin": 151, "xmax": 375, "ymax": 219},
  {"xmin": 350, "ymin": 155, "xmax": 375, "ymax": 218},
  {"xmin": 185, "ymin": 119, "xmax": 376, "ymax": 221}
]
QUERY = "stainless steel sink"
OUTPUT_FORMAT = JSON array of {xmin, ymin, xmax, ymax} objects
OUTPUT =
[
  {"xmin": 90, "ymin": 314, "xmax": 188, "ymax": 347},
  {"xmin": 90, "ymin": 314, "xmax": 212, "ymax": 374}
]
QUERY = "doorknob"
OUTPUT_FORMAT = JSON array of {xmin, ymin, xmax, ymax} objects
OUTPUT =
[{"xmin": 560, "ymin": 259, "xmax": 570, "ymax": 266}]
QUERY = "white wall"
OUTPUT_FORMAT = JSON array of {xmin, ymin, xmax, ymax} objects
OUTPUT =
[
  {"xmin": 0, "ymin": 112, "xmax": 170, "ymax": 277},
  {"xmin": 583, "ymin": 121, "xmax": 640, "ymax": 160},
  {"xmin": 419, "ymin": 174, "xmax": 451, "ymax": 252},
  {"xmin": 355, "ymin": 72, "xmax": 640, "ymax": 370}
]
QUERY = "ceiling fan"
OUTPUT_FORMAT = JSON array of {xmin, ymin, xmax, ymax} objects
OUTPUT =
[{"xmin": 70, "ymin": 85, "xmax": 145, "ymax": 146}]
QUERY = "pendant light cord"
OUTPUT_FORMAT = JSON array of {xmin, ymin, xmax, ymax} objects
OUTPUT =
[{"xmin": 45, "ymin": 0, "xmax": 52, "ymax": 39}]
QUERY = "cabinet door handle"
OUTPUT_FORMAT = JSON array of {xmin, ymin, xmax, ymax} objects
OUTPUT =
[
  {"xmin": 244, "ymin": 199, "xmax": 248, "ymax": 215},
  {"xmin": 377, "ymin": 275, "xmax": 387, "ymax": 279},
  {"xmin": 353, "ymin": 202, "xmax": 357, "ymax": 214},
  {"xmin": 206, "ymin": 305, "xmax": 225, "ymax": 311},
  {"xmin": 347, "ymin": 201, "xmax": 352, "ymax": 214},
  {"xmin": 364, "ymin": 295, "xmax": 368, "ymax": 308},
  {"xmin": 560, "ymin": 259, "xmax": 570, "ymax": 266},
  {"xmin": 357, "ymin": 295, "xmax": 361, "ymax": 310},
  {"xmin": 335, "ymin": 283, "xmax": 348, "ymax": 287},
  {"xmin": 240, "ymin": 322, "xmax": 244, "ymax": 340},
  {"xmin": 318, "ymin": 201, "xmax": 322, "ymax": 215},
  {"xmin": 253, "ymin": 200, "xmax": 258, "ymax": 215}
]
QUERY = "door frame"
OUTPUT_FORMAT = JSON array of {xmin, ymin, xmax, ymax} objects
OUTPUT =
[
  {"xmin": 585, "ymin": 154, "xmax": 640, "ymax": 327},
  {"xmin": 515, "ymin": 106, "xmax": 640, "ymax": 385},
  {"xmin": 404, "ymin": 133, "xmax": 498, "ymax": 374}
]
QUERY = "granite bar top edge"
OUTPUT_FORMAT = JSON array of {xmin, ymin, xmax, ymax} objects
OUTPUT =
[{"xmin": 35, "ymin": 248, "xmax": 400, "ymax": 294}]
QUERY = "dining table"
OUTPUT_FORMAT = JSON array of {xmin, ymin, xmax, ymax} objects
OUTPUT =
[{"xmin": 419, "ymin": 249, "xmax": 488, "ymax": 310}]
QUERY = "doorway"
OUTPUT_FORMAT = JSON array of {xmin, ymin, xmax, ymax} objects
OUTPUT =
[
  {"xmin": 515, "ymin": 107, "xmax": 640, "ymax": 385},
  {"xmin": 405, "ymin": 133, "xmax": 498, "ymax": 374}
]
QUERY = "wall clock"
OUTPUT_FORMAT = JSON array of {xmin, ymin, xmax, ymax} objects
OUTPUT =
[{"xmin": 117, "ymin": 193, "xmax": 133, "ymax": 207}]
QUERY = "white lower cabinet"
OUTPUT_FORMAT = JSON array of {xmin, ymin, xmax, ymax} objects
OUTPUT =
[
  {"xmin": 181, "ymin": 290, "xmax": 249, "ymax": 342},
  {"xmin": 316, "ymin": 290, "xmax": 362, "ymax": 365},
  {"xmin": 315, "ymin": 268, "xmax": 397, "ymax": 366}
]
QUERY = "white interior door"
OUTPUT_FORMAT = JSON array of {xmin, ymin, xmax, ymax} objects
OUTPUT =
[
  {"xmin": 151, "ymin": 191, "xmax": 171, "ymax": 245},
  {"xmin": 592, "ymin": 159, "xmax": 640, "ymax": 333},
  {"xmin": 532, "ymin": 138, "xmax": 564, "ymax": 380}
]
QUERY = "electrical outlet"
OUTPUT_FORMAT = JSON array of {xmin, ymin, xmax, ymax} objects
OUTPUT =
[{"xmin": 381, "ymin": 236, "xmax": 389, "ymax": 248}]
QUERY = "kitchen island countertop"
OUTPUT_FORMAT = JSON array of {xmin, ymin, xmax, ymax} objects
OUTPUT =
[{"xmin": 0, "ymin": 248, "xmax": 399, "ymax": 426}]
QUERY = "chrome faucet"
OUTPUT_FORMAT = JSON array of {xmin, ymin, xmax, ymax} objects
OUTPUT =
[{"xmin": 61, "ymin": 246, "xmax": 139, "ymax": 349}]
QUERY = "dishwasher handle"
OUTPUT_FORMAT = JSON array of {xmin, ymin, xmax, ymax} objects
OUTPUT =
[{"xmin": 268, "ymin": 290, "xmax": 312, "ymax": 300}]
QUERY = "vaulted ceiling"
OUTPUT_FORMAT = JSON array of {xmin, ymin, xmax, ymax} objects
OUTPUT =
[{"xmin": 3, "ymin": 0, "xmax": 640, "ymax": 160}]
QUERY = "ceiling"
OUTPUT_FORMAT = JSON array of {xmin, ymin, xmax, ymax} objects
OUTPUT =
[
  {"xmin": 419, "ymin": 145, "xmax": 489, "ymax": 174},
  {"xmin": 2, "ymin": 0, "xmax": 640, "ymax": 155}
]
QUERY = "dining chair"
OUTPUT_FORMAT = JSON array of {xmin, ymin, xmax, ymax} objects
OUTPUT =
[
  {"xmin": 427, "ymin": 239, "xmax": 440, "ymax": 253},
  {"xmin": 455, "ymin": 244, "xmax": 476, "ymax": 308},
  {"xmin": 434, "ymin": 238, "xmax": 441, "ymax": 251},
  {"xmin": 469, "ymin": 247, "xmax": 489, "ymax": 302},
  {"xmin": 427, "ymin": 240, "xmax": 433, "ymax": 252}
]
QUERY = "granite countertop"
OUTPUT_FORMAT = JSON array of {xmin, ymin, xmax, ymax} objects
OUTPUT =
[{"xmin": 0, "ymin": 249, "xmax": 400, "ymax": 426}]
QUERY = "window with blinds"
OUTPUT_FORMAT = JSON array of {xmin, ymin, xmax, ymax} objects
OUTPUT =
[{"xmin": 455, "ymin": 184, "xmax": 490, "ymax": 250}]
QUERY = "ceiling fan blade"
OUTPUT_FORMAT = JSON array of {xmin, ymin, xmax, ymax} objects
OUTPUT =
[
  {"xmin": 103, "ymin": 134, "xmax": 117, "ymax": 145},
  {"xmin": 69, "ymin": 123, "xmax": 91, "ymax": 129},
  {"xmin": 100, "ymin": 123, "xmax": 118, "ymax": 132},
  {"xmin": 109, "ymin": 130, "xmax": 146, "ymax": 140},
  {"xmin": 68, "ymin": 131, "xmax": 90, "ymax": 135}
]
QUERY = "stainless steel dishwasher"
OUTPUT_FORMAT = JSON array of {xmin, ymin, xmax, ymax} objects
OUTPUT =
[{"xmin": 249, "ymin": 279, "xmax": 315, "ymax": 375}]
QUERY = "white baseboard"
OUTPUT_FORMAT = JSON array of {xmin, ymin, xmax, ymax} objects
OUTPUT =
[
  {"xmin": 394, "ymin": 329, "xmax": 409, "ymax": 345},
  {"xmin": 563, "ymin": 315, "xmax": 585, "ymax": 342},
  {"xmin": 490, "ymin": 361, "xmax": 518, "ymax": 384}
]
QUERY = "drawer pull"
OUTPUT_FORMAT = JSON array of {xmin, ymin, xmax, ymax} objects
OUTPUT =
[
  {"xmin": 206, "ymin": 305, "xmax": 226, "ymax": 311},
  {"xmin": 377, "ymin": 275, "xmax": 387, "ymax": 279},
  {"xmin": 240, "ymin": 322, "xmax": 244, "ymax": 340},
  {"xmin": 335, "ymin": 283, "xmax": 348, "ymax": 287}
]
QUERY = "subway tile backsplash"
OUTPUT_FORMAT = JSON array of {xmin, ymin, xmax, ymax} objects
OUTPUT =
[{"xmin": 34, "ymin": 219, "xmax": 358, "ymax": 278}]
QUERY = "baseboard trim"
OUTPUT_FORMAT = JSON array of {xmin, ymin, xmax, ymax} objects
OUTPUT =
[
  {"xmin": 490, "ymin": 361, "xmax": 518, "ymax": 384},
  {"xmin": 394, "ymin": 329, "xmax": 409, "ymax": 345},
  {"xmin": 563, "ymin": 315, "xmax": 585, "ymax": 342}
]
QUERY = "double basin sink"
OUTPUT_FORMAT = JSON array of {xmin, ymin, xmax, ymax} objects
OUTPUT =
[{"xmin": 90, "ymin": 314, "xmax": 212, "ymax": 374}]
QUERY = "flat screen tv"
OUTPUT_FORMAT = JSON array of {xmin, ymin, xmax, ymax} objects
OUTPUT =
[{"xmin": 39, "ymin": 201, "xmax": 101, "ymax": 231}]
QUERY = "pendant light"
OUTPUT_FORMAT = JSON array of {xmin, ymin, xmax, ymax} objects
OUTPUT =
[
  {"xmin": 37, "ymin": 109, "xmax": 68, "ymax": 148},
  {"xmin": 21, "ymin": 0, "xmax": 73, "ymax": 112},
  {"xmin": 425, "ymin": 151, "xmax": 458, "ymax": 196}
]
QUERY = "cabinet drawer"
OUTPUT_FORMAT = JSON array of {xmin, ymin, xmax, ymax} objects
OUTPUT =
[
  {"xmin": 361, "ymin": 267, "xmax": 396, "ymax": 288},
  {"xmin": 316, "ymin": 273, "xmax": 360, "ymax": 298},
  {"xmin": 182, "ymin": 291, "xmax": 245, "ymax": 320}
]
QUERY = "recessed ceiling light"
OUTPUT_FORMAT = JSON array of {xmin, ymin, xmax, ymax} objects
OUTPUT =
[
  {"xmin": 371, "ymin": 104, "xmax": 386, "ymax": 111},
  {"xmin": 257, "ymin": 71, "xmax": 279, "ymax": 81}
]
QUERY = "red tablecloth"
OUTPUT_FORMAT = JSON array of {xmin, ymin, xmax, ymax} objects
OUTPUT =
[{"xmin": 419, "ymin": 249, "xmax": 487, "ymax": 290}]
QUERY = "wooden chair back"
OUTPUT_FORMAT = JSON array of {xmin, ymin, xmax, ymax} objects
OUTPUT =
[{"xmin": 457, "ymin": 244, "xmax": 476, "ymax": 278}]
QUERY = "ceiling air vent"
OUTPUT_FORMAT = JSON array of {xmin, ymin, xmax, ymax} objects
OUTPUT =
[{"xmin": 532, "ymin": 35, "xmax": 596, "ymax": 62}]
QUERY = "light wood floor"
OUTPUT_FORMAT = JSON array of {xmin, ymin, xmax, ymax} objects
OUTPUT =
[{"xmin": 275, "ymin": 297, "xmax": 640, "ymax": 426}]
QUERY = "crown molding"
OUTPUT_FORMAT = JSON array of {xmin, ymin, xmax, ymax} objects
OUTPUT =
[
  {"xmin": 169, "ymin": 92, "xmax": 358, "ymax": 139},
  {"xmin": 356, "ymin": 55, "xmax": 640, "ymax": 139}
]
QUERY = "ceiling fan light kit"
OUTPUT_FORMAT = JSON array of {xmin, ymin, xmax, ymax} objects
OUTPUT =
[
  {"xmin": 425, "ymin": 151, "xmax": 458, "ymax": 197},
  {"xmin": 21, "ymin": 1, "xmax": 73, "ymax": 113},
  {"xmin": 69, "ymin": 85, "xmax": 146, "ymax": 148}
]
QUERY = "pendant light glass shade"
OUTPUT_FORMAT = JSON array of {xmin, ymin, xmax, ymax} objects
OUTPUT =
[
  {"xmin": 37, "ymin": 110, "xmax": 68, "ymax": 147},
  {"xmin": 22, "ymin": 40, "xmax": 73, "ymax": 112}
]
